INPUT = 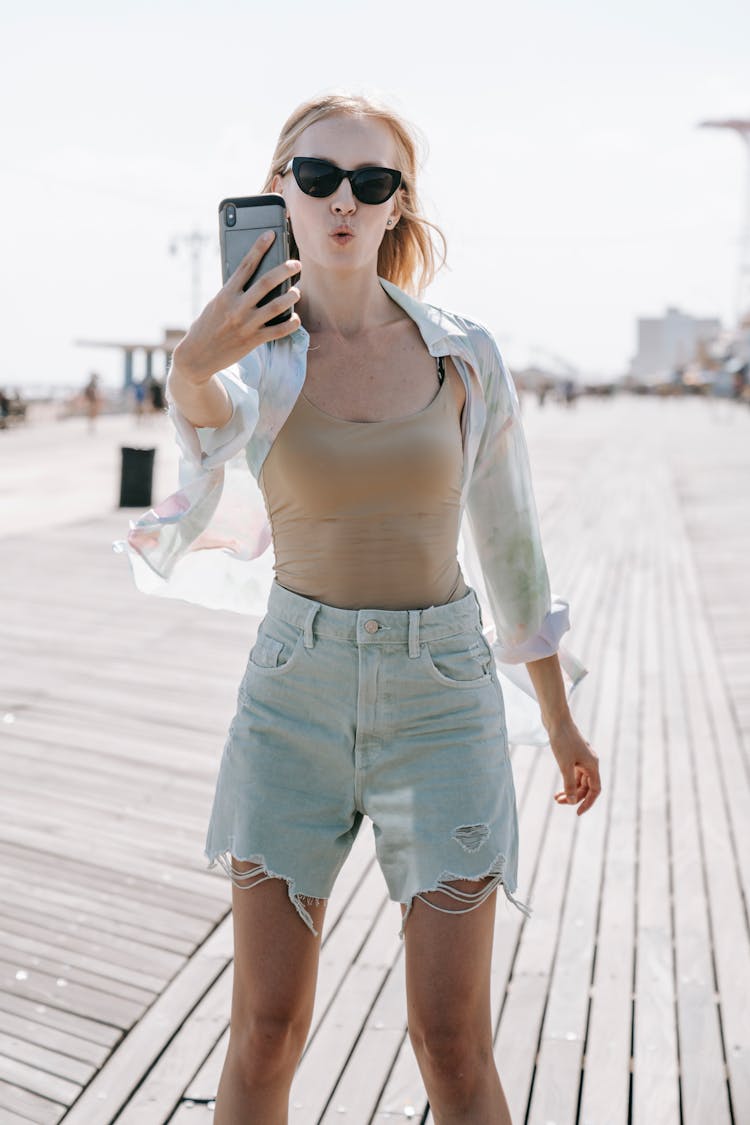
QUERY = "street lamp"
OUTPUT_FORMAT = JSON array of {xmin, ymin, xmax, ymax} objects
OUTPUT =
[
  {"xmin": 169, "ymin": 229, "xmax": 212, "ymax": 322},
  {"xmin": 699, "ymin": 118, "xmax": 750, "ymax": 326}
]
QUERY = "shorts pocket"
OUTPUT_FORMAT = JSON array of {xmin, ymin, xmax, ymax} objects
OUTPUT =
[
  {"xmin": 244, "ymin": 615, "xmax": 304, "ymax": 679},
  {"xmin": 422, "ymin": 628, "xmax": 494, "ymax": 689}
]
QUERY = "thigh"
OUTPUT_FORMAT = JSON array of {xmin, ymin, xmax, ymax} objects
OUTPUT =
[
  {"xmin": 229, "ymin": 863, "xmax": 328, "ymax": 1026},
  {"xmin": 401, "ymin": 880, "xmax": 497, "ymax": 1034}
]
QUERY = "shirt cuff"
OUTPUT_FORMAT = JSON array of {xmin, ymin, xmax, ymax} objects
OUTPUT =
[{"xmin": 492, "ymin": 597, "xmax": 571, "ymax": 664}]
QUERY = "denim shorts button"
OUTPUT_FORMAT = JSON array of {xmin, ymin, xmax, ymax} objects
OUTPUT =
[{"xmin": 364, "ymin": 619, "xmax": 380, "ymax": 633}]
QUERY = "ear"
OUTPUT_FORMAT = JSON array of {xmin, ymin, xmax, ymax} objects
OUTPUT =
[{"xmin": 271, "ymin": 173, "xmax": 284, "ymax": 195}]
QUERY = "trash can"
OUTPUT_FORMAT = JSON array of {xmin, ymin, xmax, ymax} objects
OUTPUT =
[{"xmin": 119, "ymin": 446, "xmax": 155, "ymax": 508}]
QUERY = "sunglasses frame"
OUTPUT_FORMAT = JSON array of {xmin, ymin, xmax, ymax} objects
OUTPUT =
[{"xmin": 283, "ymin": 157, "xmax": 402, "ymax": 204}]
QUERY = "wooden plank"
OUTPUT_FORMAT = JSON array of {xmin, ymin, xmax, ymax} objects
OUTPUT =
[
  {"xmin": 657, "ymin": 486, "xmax": 732, "ymax": 1124},
  {"xmin": 0, "ymin": 1076, "xmax": 66, "ymax": 1125},
  {"xmin": 0, "ymin": 991, "xmax": 121, "ymax": 1052},
  {"xmin": 579, "ymin": 518, "xmax": 645, "ymax": 1124},
  {"xmin": 0, "ymin": 929, "xmax": 168, "ymax": 995},
  {"xmin": 668, "ymin": 512, "xmax": 750, "ymax": 1120},
  {"xmin": 0, "ymin": 905, "xmax": 185, "ymax": 979},
  {"xmin": 0, "ymin": 829, "xmax": 226, "ymax": 913},
  {"xmin": 116, "ymin": 966, "xmax": 232, "ymax": 1123},
  {"xmin": 318, "ymin": 951, "xmax": 406, "ymax": 1123},
  {"xmin": 0, "ymin": 848, "xmax": 223, "ymax": 937},
  {"xmin": 0, "ymin": 876, "xmax": 204, "ymax": 953},
  {"xmin": 0, "ymin": 1028, "xmax": 93, "ymax": 1087},
  {"xmin": 527, "ymin": 472, "xmax": 629, "ymax": 1125},
  {"xmin": 0, "ymin": 1007, "xmax": 109, "ymax": 1070},
  {"xmin": 0, "ymin": 1052, "xmax": 80, "ymax": 1110},
  {"xmin": 0, "ymin": 957, "xmax": 146, "ymax": 1030},
  {"xmin": 62, "ymin": 917, "xmax": 233, "ymax": 1124},
  {"xmin": 631, "ymin": 466, "xmax": 680, "ymax": 1125}
]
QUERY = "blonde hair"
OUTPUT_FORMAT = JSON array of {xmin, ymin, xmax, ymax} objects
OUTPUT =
[{"xmin": 261, "ymin": 91, "xmax": 447, "ymax": 296}]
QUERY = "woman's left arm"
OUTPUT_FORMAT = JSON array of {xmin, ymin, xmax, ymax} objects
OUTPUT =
[
  {"xmin": 464, "ymin": 325, "xmax": 601, "ymax": 813},
  {"xmin": 524, "ymin": 653, "xmax": 602, "ymax": 816}
]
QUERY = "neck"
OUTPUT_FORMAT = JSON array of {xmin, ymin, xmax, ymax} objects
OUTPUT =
[{"xmin": 297, "ymin": 264, "xmax": 395, "ymax": 339}]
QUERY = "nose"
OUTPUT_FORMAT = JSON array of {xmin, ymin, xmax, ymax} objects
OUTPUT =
[{"xmin": 329, "ymin": 177, "xmax": 356, "ymax": 216}]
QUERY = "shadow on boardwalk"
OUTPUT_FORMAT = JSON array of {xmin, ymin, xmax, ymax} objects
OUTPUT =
[{"xmin": 1, "ymin": 396, "xmax": 748, "ymax": 1124}]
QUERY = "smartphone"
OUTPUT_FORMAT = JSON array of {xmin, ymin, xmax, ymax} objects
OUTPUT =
[{"xmin": 218, "ymin": 193, "xmax": 291, "ymax": 326}]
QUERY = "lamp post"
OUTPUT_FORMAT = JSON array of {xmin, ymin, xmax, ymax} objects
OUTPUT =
[
  {"xmin": 169, "ymin": 229, "xmax": 212, "ymax": 322},
  {"xmin": 699, "ymin": 118, "xmax": 750, "ymax": 326}
]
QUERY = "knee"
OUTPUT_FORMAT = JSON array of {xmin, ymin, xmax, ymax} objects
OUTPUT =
[
  {"xmin": 229, "ymin": 1010, "xmax": 308, "ymax": 1085},
  {"xmin": 409, "ymin": 1021, "xmax": 493, "ymax": 1091}
]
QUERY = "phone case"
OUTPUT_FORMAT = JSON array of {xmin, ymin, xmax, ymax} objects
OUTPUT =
[{"xmin": 218, "ymin": 194, "xmax": 291, "ymax": 326}]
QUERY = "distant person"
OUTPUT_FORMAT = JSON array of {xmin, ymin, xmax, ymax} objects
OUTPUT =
[
  {"xmin": 133, "ymin": 380, "xmax": 147, "ymax": 422},
  {"xmin": 124, "ymin": 91, "xmax": 600, "ymax": 1123},
  {"xmin": 563, "ymin": 378, "xmax": 577, "ymax": 407},
  {"xmin": 9, "ymin": 389, "xmax": 27, "ymax": 423},
  {"xmin": 0, "ymin": 388, "xmax": 9, "ymax": 429},
  {"xmin": 537, "ymin": 381, "xmax": 549, "ymax": 407},
  {"xmin": 149, "ymin": 378, "xmax": 165, "ymax": 413},
  {"xmin": 83, "ymin": 373, "xmax": 102, "ymax": 433}
]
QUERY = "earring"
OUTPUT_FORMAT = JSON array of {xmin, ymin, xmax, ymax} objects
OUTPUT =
[{"xmin": 386, "ymin": 218, "xmax": 393, "ymax": 227}]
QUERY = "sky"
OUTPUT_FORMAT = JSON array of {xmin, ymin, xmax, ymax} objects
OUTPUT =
[{"xmin": 1, "ymin": 0, "xmax": 748, "ymax": 391}]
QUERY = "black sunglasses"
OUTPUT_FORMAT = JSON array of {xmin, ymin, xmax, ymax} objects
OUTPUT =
[{"xmin": 283, "ymin": 156, "xmax": 402, "ymax": 205}]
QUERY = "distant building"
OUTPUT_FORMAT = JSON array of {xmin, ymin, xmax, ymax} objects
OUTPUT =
[{"xmin": 629, "ymin": 307, "xmax": 720, "ymax": 378}]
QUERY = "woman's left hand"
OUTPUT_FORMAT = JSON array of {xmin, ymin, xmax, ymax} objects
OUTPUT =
[{"xmin": 548, "ymin": 715, "xmax": 601, "ymax": 815}]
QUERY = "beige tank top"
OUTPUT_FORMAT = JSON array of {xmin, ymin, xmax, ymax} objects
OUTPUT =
[{"xmin": 258, "ymin": 359, "xmax": 469, "ymax": 610}]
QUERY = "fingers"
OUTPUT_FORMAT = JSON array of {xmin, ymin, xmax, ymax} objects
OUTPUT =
[
  {"xmin": 554, "ymin": 761, "xmax": 602, "ymax": 815},
  {"xmin": 260, "ymin": 311, "xmax": 302, "ymax": 343},
  {"xmin": 228, "ymin": 230, "xmax": 278, "ymax": 292},
  {"xmin": 253, "ymin": 286, "xmax": 301, "ymax": 343},
  {"xmin": 243, "ymin": 257, "xmax": 301, "ymax": 306},
  {"xmin": 260, "ymin": 285, "xmax": 301, "ymax": 322}
]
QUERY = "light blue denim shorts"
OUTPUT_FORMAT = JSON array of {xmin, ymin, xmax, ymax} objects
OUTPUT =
[{"xmin": 205, "ymin": 579, "xmax": 532, "ymax": 937}]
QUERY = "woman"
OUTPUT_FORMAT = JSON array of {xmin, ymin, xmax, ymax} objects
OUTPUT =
[{"xmin": 124, "ymin": 92, "xmax": 601, "ymax": 1124}]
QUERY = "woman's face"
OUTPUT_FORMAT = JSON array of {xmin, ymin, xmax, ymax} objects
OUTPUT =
[{"xmin": 272, "ymin": 114, "xmax": 401, "ymax": 278}]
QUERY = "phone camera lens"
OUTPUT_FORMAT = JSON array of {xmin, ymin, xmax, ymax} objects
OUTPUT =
[{"xmin": 226, "ymin": 204, "xmax": 236, "ymax": 228}]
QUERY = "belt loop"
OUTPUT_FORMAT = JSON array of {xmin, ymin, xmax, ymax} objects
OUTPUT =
[
  {"xmin": 472, "ymin": 588, "xmax": 485, "ymax": 629},
  {"xmin": 408, "ymin": 610, "xmax": 421, "ymax": 659},
  {"xmin": 303, "ymin": 602, "xmax": 321, "ymax": 649}
]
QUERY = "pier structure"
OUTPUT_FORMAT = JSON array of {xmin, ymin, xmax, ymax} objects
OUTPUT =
[{"xmin": 75, "ymin": 328, "xmax": 186, "ymax": 391}]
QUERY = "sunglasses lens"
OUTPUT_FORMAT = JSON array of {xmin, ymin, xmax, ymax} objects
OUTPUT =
[
  {"xmin": 291, "ymin": 159, "xmax": 401, "ymax": 204},
  {"xmin": 352, "ymin": 168, "xmax": 401, "ymax": 204},
  {"xmin": 294, "ymin": 159, "xmax": 342, "ymax": 197}
]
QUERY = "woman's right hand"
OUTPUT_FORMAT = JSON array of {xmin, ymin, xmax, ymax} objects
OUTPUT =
[{"xmin": 171, "ymin": 231, "xmax": 301, "ymax": 385}]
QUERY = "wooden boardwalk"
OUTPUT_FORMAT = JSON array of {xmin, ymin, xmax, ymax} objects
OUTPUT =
[{"xmin": 1, "ymin": 396, "xmax": 748, "ymax": 1124}]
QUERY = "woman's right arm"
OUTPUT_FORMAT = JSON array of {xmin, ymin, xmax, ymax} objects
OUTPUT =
[{"xmin": 167, "ymin": 230, "xmax": 301, "ymax": 429}]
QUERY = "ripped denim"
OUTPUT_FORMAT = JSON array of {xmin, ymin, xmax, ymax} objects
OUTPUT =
[{"xmin": 204, "ymin": 579, "xmax": 532, "ymax": 937}]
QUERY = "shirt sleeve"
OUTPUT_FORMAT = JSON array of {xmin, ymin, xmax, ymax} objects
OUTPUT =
[
  {"xmin": 464, "ymin": 328, "xmax": 571, "ymax": 665},
  {"xmin": 166, "ymin": 349, "xmax": 264, "ymax": 475}
]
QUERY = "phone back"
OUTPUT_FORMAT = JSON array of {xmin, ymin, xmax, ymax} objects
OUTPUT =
[{"xmin": 219, "ymin": 194, "xmax": 291, "ymax": 324}]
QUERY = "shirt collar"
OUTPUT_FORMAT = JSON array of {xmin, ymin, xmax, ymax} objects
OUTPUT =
[{"xmin": 289, "ymin": 276, "xmax": 472, "ymax": 357}]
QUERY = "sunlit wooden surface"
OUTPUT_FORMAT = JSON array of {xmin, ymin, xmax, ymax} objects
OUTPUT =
[{"xmin": 1, "ymin": 394, "xmax": 748, "ymax": 1124}]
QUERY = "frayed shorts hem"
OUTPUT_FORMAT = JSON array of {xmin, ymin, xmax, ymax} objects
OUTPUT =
[
  {"xmin": 206, "ymin": 847, "xmax": 533, "ymax": 941},
  {"xmin": 206, "ymin": 850, "xmax": 329, "ymax": 937}
]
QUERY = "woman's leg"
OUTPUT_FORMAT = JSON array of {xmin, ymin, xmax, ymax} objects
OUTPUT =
[
  {"xmin": 214, "ymin": 862, "xmax": 327, "ymax": 1125},
  {"xmin": 402, "ymin": 879, "xmax": 512, "ymax": 1125}
]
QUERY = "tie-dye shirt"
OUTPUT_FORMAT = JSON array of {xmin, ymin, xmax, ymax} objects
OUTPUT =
[{"xmin": 119, "ymin": 277, "xmax": 588, "ymax": 746}]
